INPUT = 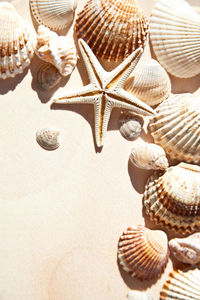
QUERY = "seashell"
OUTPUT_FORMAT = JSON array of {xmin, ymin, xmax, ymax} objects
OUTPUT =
[
  {"xmin": 127, "ymin": 290, "xmax": 154, "ymax": 300},
  {"xmin": 149, "ymin": 0, "xmax": 200, "ymax": 78},
  {"xmin": 124, "ymin": 59, "xmax": 171, "ymax": 107},
  {"xmin": 143, "ymin": 162, "xmax": 200, "ymax": 234},
  {"xmin": 118, "ymin": 225, "xmax": 169, "ymax": 280},
  {"xmin": 75, "ymin": 0, "xmax": 149, "ymax": 62},
  {"xmin": 0, "ymin": 2, "xmax": 37, "ymax": 80},
  {"xmin": 119, "ymin": 112, "xmax": 144, "ymax": 140},
  {"xmin": 160, "ymin": 268, "xmax": 200, "ymax": 299},
  {"xmin": 35, "ymin": 25, "xmax": 77, "ymax": 76},
  {"xmin": 36, "ymin": 62, "xmax": 62, "ymax": 90},
  {"xmin": 149, "ymin": 93, "xmax": 200, "ymax": 164},
  {"xmin": 130, "ymin": 140, "xmax": 169, "ymax": 170},
  {"xmin": 169, "ymin": 233, "xmax": 200, "ymax": 265},
  {"xmin": 30, "ymin": 0, "xmax": 78, "ymax": 31},
  {"xmin": 36, "ymin": 127, "xmax": 60, "ymax": 150}
]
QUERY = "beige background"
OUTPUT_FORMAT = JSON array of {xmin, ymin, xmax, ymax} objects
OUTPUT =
[{"xmin": 0, "ymin": 0, "xmax": 200, "ymax": 299}]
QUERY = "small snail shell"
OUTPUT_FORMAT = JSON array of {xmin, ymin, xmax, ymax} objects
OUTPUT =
[
  {"xmin": 36, "ymin": 62, "xmax": 62, "ymax": 90},
  {"xmin": 119, "ymin": 111, "xmax": 144, "ymax": 140},
  {"xmin": 36, "ymin": 128, "xmax": 60, "ymax": 150}
]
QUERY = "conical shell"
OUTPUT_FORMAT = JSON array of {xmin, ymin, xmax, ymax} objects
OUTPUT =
[
  {"xmin": 36, "ymin": 127, "xmax": 60, "ymax": 150},
  {"xmin": 124, "ymin": 59, "xmax": 171, "ymax": 106},
  {"xmin": 160, "ymin": 268, "xmax": 200, "ymax": 299},
  {"xmin": 30, "ymin": 0, "xmax": 78, "ymax": 31},
  {"xmin": 130, "ymin": 139, "xmax": 169, "ymax": 170},
  {"xmin": 149, "ymin": 0, "xmax": 200, "ymax": 78},
  {"xmin": 35, "ymin": 25, "xmax": 77, "ymax": 76},
  {"xmin": 75, "ymin": 0, "xmax": 149, "ymax": 62},
  {"xmin": 149, "ymin": 93, "xmax": 200, "ymax": 164},
  {"xmin": 118, "ymin": 225, "xmax": 169, "ymax": 280},
  {"xmin": 36, "ymin": 62, "xmax": 62, "ymax": 90},
  {"xmin": 0, "ymin": 2, "xmax": 37, "ymax": 79},
  {"xmin": 127, "ymin": 290, "xmax": 154, "ymax": 300},
  {"xmin": 143, "ymin": 162, "xmax": 200, "ymax": 234},
  {"xmin": 169, "ymin": 233, "xmax": 200, "ymax": 265},
  {"xmin": 119, "ymin": 111, "xmax": 143, "ymax": 140}
]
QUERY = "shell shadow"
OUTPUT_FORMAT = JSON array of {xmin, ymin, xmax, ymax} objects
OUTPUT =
[{"xmin": 0, "ymin": 68, "xmax": 28, "ymax": 95}]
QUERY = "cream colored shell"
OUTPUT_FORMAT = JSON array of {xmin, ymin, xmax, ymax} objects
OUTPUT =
[
  {"xmin": 36, "ymin": 62, "xmax": 62, "ymax": 90},
  {"xmin": 0, "ymin": 2, "xmax": 36, "ymax": 79},
  {"xmin": 36, "ymin": 128, "xmax": 60, "ymax": 150},
  {"xmin": 127, "ymin": 291, "xmax": 154, "ymax": 300},
  {"xmin": 143, "ymin": 162, "xmax": 200, "ymax": 234},
  {"xmin": 119, "ymin": 112, "xmax": 143, "ymax": 140},
  {"xmin": 150, "ymin": 0, "xmax": 200, "ymax": 78}
]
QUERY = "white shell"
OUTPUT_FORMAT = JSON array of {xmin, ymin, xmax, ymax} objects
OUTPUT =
[
  {"xmin": 30, "ymin": 0, "xmax": 78, "ymax": 31},
  {"xmin": 36, "ymin": 62, "xmax": 62, "ymax": 90},
  {"xmin": 124, "ymin": 59, "xmax": 171, "ymax": 106},
  {"xmin": 119, "ymin": 112, "xmax": 143, "ymax": 140},
  {"xmin": 36, "ymin": 128, "xmax": 60, "ymax": 150},
  {"xmin": 35, "ymin": 25, "xmax": 77, "ymax": 76},
  {"xmin": 127, "ymin": 291, "xmax": 154, "ymax": 300},
  {"xmin": 150, "ymin": 0, "xmax": 200, "ymax": 78},
  {"xmin": 0, "ymin": 2, "xmax": 37, "ymax": 79}
]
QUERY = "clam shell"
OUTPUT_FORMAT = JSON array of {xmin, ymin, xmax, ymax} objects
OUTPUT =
[
  {"xmin": 35, "ymin": 25, "xmax": 77, "ymax": 76},
  {"xmin": 149, "ymin": 93, "xmax": 200, "ymax": 164},
  {"xmin": 124, "ymin": 59, "xmax": 171, "ymax": 106},
  {"xmin": 75, "ymin": 0, "xmax": 149, "ymax": 62},
  {"xmin": 143, "ymin": 162, "xmax": 200, "ymax": 234},
  {"xmin": 36, "ymin": 62, "xmax": 62, "ymax": 90},
  {"xmin": 30, "ymin": 0, "xmax": 78, "ymax": 31},
  {"xmin": 119, "ymin": 112, "xmax": 143, "ymax": 140},
  {"xmin": 127, "ymin": 290, "xmax": 154, "ymax": 300},
  {"xmin": 160, "ymin": 268, "xmax": 200, "ymax": 299},
  {"xmin": 130, "ymin": 140, "xmax": 169, "ymax": 170},
  {"xmin": 36, "ymin": 127, "xmax": 60, "ymax": 150},
  {"xmin": 169, "ymin": 233, "xmax": 200, "ymax": 265},
  {"xmin": 149, "ymin": 0, "xmax": 200, "ymax": 78},
  {"xmin": 118, "ymin": 225, "xmax": 169, "ymax": 280},
  {"xmin": 0, "ymin": 2, "xmax": 36, "ymax": 79}
]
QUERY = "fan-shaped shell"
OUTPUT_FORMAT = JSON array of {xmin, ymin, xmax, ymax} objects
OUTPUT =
[
  {"xmin": 75, "ymin": 0, "xmax": 149, "ymax": 62},
  {"xmin": 143, "ymin": 162, "xmax": 200, "ymax": 234},
  {"xmin": 35, "ymin": 25, "xmax": 77, "ymax": 76},
  {"xmin": 127, "ymin": 290, "xmax": 154, "ymax": 300},
  {"xmin": 160, "ymin": 268, "xmax": 200, "ymax": 299},
  {"xmin": 124, "ymin": 59, "xmax": 171, "ymax": 106},
  {"xmin": 0, "ymin": 2, "xmax": 37, "ymax": 79},
  {"xmin": 36, "ymin": 62, "xmax": 62, "ymax": 90},
  {"xmin": 118, "ymin": 225, "xmax": 169, "ymax": 280},
  {"xmin": 36, "ymin": 127, "xmax": 60, "ymax": 150},
  {"xmin": 149, "ymin": 93, "xmax": 200, "ymax": 164},
  {"xmin": 119, "ymin": 112, "xmax": 143, "ymax": 140},
  {"xmin": 30, "ymin": 0, "xmax": 78, "ymax": 31},
  {"xmin": 149, "ymin": 0, "xmax": 200, "ymax": 78}
]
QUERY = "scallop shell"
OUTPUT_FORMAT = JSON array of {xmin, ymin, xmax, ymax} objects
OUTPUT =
[
  {"xmin": 149, "ymin": 0, "xmax": 200, "ymax": 78},
  {"xmin": 75, "ymin": 0, "xmax": 149, "ymax": 62},
  {"xmin": 149, "ymin": 93, "xmax": 200, "ymax": 164},
  {"xmin": 169, "ymin": 233, "xmax": 200, "ymax": 265},
  {"xmin": 130, "ymin": 140, "xmax": 169, "ymax": 170},
  {"xmin": 30, "ymin": 0, "xmax": 78, "ymax": 31},
  {"xmin": 127, "ymin": 290, "xmax": 154, "ymax": 300},
  {"xmin": 36, "ymin": 62, "xmax": 62, "ymax": 90},
  {"xmin": 143, "ymin": 162, "xmax": 200, "ymax": 234},
  {"xmin": 36, "ymin": 128, "xmax": 60, "ymax": 150},
  {"xmin": 124, "ymin": 59, "xmax": 171, "ymax": 106},
  {"xmin": 119, "ymin": 112, "xmax": 143, "ymax": 140},
  {"xmin": 35, "ymin": 25, "xmax": 77, "ymax": 76},
  {"xmin": 118, "ymin": 225, "xmax": 169, "ymax": 280},
  {"xmin": 160, "ymin": 268, "xmax": 200, "ymax": 299},
  {"xmin": 0, "ymin": 2, "xmax": 37, "ymax": 79}
]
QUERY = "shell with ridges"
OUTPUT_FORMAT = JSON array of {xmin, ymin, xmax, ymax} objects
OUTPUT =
[
  {"xmin": 119, "ymin": 112, "xmax": 143, "ymax": 140},
  {"xmin": 36, "ymin": 62, "xmax": 62, "ymax": 90},
  {"xmin": 149, "ymin": 0, "xmax": 200, "ymax": 78},
  {"xmin": 118, "ymin": 225, "xmax": 169, "ymax": 280},
  {"xmin": 75, "ymin": 0, "xmax": 149, "ymax": 62},
  {"xmin": 127, "ymin": 290, "xmax": 154, "ymax": 300},
  {"xmin": 36, "ymin": 128, "xmax": 60, "ymax": 150}
]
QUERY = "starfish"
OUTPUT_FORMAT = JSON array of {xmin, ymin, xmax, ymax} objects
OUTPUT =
[{"xmin": 53, "ymin": 39, "xmax": 155, "ymax": 148}]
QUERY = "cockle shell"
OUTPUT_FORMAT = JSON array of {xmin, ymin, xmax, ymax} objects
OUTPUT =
[
  {"xmin": 119, "ymin": 112, "xmax": 143, "ymax": 140},
  {"xmin": 30, "ymin": 0, "xmax": 78, "ymax": 31},
  {"xmin": 35, "ymin": 25, "xmax": 77, "ymax": 76},
  {"xmin": 0, "ymin": 2, "xmax": 37, "ymax": 79},
  {"xmin": 36, "ymin": 62, "xmax": 62, "ymax": 90},
  {"xmin": 130, "ymin": 140, "xmax": 169, "ymax": 170},
  {"xmin": 160, "ymin": 268, "xmax": 200, "ymax": 299},
  {"xmin": 36, "ymin": 128, "xmax": 60, "ymax": 150},
  {"xmin": 75, "ymin": 0, "xmax": 149, "ymax": 62},
  {"xmin": 169, "ymin": 233, "xmax": 200, "ymax": 265},
  {"xmin": 143, "ymin": 162, "xmax": 200, "ymax": 234},
  {"xmin": 127, "ymin": 290, "xmax": 154, "ymax": 300},
  {"xmin": 124, "ymin": 59, "xmax": 171, "ymax": 106},
  {"xmin": 149, "ymin": 0, "xmax": 200, "ymax": 78},
  {"xmin": 118, "ymin": 225, "xmax": 169, "ymax": 280},
  {"xmin": 149, "ymin": 93, "xmax": 200, "ymax": 164}
]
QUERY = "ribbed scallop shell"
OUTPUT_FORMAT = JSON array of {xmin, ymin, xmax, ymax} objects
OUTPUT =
[
  {"xmin": 149, "ymin": 0, "xmax": 200, "ymax": 78},
  {"xmin": 149, "ymin": 93, "xmax": 200, "ymax": 164},
  {"xmin": 127, "ymin": 290, "xmax": 154, "ymax": 300},
  {"xmin": 36, "ymin": 128, "xmax": 60, "ymax": 150},
  {"xmin": 35, "ymin": 25, "xmax": 77, "ymax": 76},
  {"xmin": 36, "ymin": 62, "xmax": 62, "ymax": 90},
  {"xmin": 143, "ymin": 162, "xmax": 200, "ymax": 234},
  {"xmin": 119, "ymin": 112, "xmax": 143, "ymax": 140},
  {"xmin": 118, "ymin": 225, "xmax": 169, "ymax": 280},
  {"xmin": 160, "ymin": 268, "xmax": 200, "ymax": 299},
  {"xmin": 0, "ymin": 2, "xmax": 37, "ymax": 79},
  {"xmin": 75, "ymin": 0, "xmax": 149, "ymax": 62},
  {"xmin": 30, "ymin": 0, "xmax": 78, "ymax": 31},
  {"xmin": 124, "ymin": 59, "xmax": 171, "ymax": 106}
]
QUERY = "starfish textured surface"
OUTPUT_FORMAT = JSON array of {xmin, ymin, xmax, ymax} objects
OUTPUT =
[{"xmin": 53, "ymin": 39, "xmax": 155, "ymax": 148}]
